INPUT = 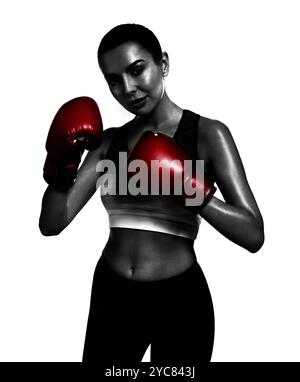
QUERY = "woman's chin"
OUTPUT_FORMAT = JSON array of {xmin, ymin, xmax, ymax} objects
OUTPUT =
[{"xmin": 127, "ymin": 106, "xmax": 152, "ymax": 116}]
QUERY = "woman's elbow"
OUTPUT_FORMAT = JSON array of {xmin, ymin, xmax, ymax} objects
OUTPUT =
[
  {"xmin": 39, "ymin": 221, "xmax": 63, "ymax": 237},
  {"xmin": 39, "ymin": 227, "xmax": 62, "ymax": 237},
  {"xmin": 247, "ymin": 226, "xmax": 265, "ymax": 253},
  {"xmin": 40, "ymin": 228, "xmax": 61, "ymax": 237}
]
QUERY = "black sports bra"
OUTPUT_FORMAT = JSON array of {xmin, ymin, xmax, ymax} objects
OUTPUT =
[{"xmin": 100, "ymin": 110, "xmax": 204, "ymax": 240}]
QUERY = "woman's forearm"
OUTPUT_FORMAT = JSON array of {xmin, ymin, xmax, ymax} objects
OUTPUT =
[
  {"xmin": 39, "ymin": 186, "xmax": 68, "ymax": 236},
  {"xmin": 199, "ymin": 196, "xmax": 265, "ymax": 253}
]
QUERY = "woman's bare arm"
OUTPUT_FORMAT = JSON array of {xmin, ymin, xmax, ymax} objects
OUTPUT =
[
  {"xmin": 39, "ymin": 127, "xmax": 117, "ymax": 236},
  {"xmin": 198, "ymin": 120, "xmax": 264, "ymax": 253}
]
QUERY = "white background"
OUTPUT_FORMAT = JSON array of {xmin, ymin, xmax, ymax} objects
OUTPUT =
[{"xmin": 0, "ymin": 0, "xmax": 299, "ymax": 362}]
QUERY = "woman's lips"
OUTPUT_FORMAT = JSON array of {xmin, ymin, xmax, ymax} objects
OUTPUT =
[{"xmin": 129, "ymin": 96, "xmax": 148, "ymax": 108}]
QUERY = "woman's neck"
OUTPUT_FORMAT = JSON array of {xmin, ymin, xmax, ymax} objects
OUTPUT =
[{"xmin": 134, "ymin": 94, "xmax": 182, "ymax": 133}]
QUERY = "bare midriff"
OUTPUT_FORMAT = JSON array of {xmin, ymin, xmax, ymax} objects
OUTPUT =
[{"xmin": 102, "ymin": 227, "xmax": 196, "ymax": 281}]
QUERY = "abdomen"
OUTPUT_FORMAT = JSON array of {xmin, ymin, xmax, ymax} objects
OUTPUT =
[{"xmin": 102, "ymin": 228, "xmax": 197, "ymax": 281}]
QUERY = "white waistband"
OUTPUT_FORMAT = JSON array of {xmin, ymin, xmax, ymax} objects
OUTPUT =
[{"xmin": 108, "ymin": 213, "xmax": 200, "ymax": 240}]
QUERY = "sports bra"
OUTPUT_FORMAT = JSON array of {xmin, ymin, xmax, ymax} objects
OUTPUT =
[{"xmin": 100, "ymin": 109, "xmax": 205, "ymax": 240}]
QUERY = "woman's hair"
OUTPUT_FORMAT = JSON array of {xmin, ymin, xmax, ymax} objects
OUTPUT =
[{"xmin": 98, "ymin": 23, "xmax": 163, "ymax": 66}]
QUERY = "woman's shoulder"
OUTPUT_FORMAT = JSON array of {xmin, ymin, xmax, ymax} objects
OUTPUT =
[
  {"xmin": 196, "ymin": 113, "xmax": 231, "ymax": 146},
  {"xmin": 194, "ymin": 112, "xmax": 233, "ymax": 172}
]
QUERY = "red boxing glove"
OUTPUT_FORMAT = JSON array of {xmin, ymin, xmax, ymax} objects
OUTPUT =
[
  {"xmin": 43, "ymin": 96, "xmax": 103, "ymax": 190},
  {"xmin": 127, "ymin": 131, "xmax": 216, "ymax": 210}
]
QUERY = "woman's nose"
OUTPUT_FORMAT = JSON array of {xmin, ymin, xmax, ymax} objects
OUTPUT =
[{"xmin": 122, "ymin": 75, "xmax": 137, "ymax": 95}]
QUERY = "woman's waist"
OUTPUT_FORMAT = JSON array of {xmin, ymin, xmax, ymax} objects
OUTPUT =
[
  {"xmin": 102, "ymin": 228, "xmax": 196, "ymax": 281},
  {"xmin": 107, "ymin": 227, "xmax": 195, "ymax": 249}
]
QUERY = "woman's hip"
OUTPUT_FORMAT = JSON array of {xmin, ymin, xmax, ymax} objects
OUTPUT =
[{"xmin": 90, "ymin": 254, "xmax": 214, "ymax": 313}]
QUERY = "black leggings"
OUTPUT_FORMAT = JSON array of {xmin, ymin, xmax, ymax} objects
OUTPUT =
[{"xmin": 82, "ymin": 255, "xmax": 214, "ymax": 364}]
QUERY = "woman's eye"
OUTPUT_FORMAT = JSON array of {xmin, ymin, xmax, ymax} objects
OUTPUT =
[
  {"xmin": 132, "ymin": 66, "xmax": 144, "ymax": 76},
  {"xmin": 107, "ymin": 77, "xmax": 119, "ymax": 87}
]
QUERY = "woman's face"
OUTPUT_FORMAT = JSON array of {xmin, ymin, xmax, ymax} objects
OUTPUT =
[{"xmin": 100, "ymin": 42, "xmax": 166, "ymax": 115}]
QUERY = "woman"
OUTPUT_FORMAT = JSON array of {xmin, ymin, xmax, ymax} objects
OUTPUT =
[{"xmin": 39, "ymin": 24, "xmax": 264, "ymax": 363}]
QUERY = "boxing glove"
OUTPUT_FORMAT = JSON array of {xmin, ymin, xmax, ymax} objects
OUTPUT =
[
  {"xmin": 43, "ymin": 96, "xmax": 103, "ymax": 190},
  {"xmin": 127, "ymin": 131, "xmax": 216, "ymax": 210}
]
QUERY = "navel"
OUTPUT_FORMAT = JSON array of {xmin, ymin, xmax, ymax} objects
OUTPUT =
[{"xmin": 128, "ymin": 266, "xmax": 135, "ymax": 277}]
